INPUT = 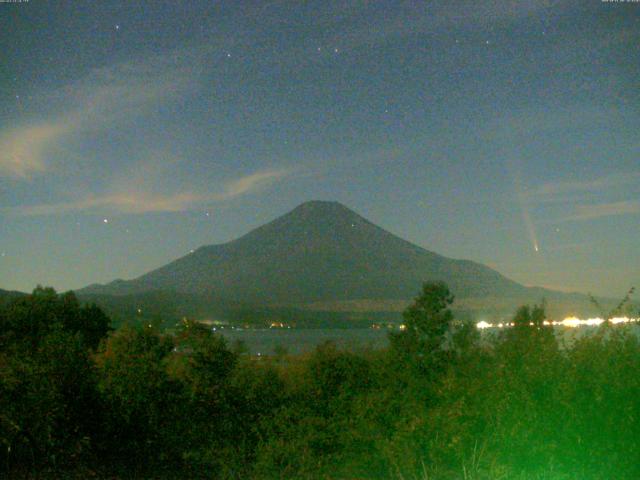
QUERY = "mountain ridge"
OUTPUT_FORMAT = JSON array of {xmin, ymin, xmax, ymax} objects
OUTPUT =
[{"xmin": 78, "ymin": 201, "xmax": 536, "ymax": 305}]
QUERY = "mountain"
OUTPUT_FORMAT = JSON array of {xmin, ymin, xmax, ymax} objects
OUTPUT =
[
  {"xmin": 0, "ymin": 288, "xmax": 27, "ymax": 306},
  {"xmin": 79, "ymin": 200, "xmax": 601, "ymax": 320}
]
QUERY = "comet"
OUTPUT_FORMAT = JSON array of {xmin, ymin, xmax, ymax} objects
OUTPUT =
[{"xmin": 507, "ymin": 157, "xmax": 540, "ymax": 254}]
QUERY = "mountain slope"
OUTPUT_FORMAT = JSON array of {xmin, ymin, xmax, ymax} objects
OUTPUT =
[
  {"xmin": 80, "ymin": 201, "xmax": 531, "ymax": 305},
  {"xmin": 0, "ymin": 288, "xmax": 27, "ymax": 307}
]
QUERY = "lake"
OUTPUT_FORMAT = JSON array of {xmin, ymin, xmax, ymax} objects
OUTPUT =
[{"xmin": 217, "ymin": 323, "xmax": 640, "ymax": 355}]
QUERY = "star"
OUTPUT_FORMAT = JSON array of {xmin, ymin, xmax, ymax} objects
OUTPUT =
[
  {"xmin": 103, "ymin": 218, "xmax": 109, "ymax": 224},
  {"xmin": 115, "ymin": 24, "xmax": 120, "ymax": 30}
]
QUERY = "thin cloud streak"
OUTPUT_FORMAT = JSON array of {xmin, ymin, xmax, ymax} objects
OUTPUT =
[
  {"xmin": 543, "ymin": 242, "xmax": 593, "ymax": 253},
  {"xmin": 3, "ymin": 169, "xmax": 291, "ymax": 216},
  {"xmin": 527, "ymin": 172, "xmax": 640, "ymax": 200},
  {"xmin": 562, "ymin": 200, "xmax": 640, "ymax": 222},
  {"xmin": 222, "ymin": 170, "xmax": 290, "ymax": 198},
  {"xmin": 0, "ymin": 49, "xmax": 203, "ymax": 179}
]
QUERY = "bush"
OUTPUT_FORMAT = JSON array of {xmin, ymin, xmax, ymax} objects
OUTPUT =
[{"xmin": 3, "ymin": 284, "xmax": 640, "ymax": 479}]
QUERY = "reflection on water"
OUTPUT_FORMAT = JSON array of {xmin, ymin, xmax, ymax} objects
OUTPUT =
[
  {"xmin": 477, "ymin": 316, "xmax": 639, "ymax": 329},
  {"xmin": 218, "ymin": 321, "xmax": 640, "ymax": 356}
]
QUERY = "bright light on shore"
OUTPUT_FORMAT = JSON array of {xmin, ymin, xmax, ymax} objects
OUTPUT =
[{"xmin": 476, "ymin": 316, "xmax": 639, "ymax": 329}]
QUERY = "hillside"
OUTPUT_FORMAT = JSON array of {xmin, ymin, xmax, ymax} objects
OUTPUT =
[
  {"xmin": 80, "ymin": 201, "xmax": 528, "ymax": 300},
  {"xmin": 0, "ymin": 288, "xmax": 26, "ymax": 306},
  {"xmin": 77, "ymin": 201, "xmax": 609, "ymax": 320}
]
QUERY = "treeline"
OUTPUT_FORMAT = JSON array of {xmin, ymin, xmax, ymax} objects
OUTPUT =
[{"xmin": 1, "ymin": 284, "xmax": 640, "ymax": 479}]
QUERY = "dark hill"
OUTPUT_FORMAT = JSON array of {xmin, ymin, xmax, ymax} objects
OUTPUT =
[{"xmin": 0, "ymin": 288, "xmax": 26, "ymax": 305}]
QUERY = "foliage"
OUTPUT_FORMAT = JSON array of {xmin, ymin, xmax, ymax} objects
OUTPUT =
[
  {"xmin": 1, "ymin": 284, "xmax": 639, "ymax": 479},
  {"xmin": 0, "ymin": 287, "xmax": 110, "ymax": 471},
  {"xmin": 389, "ymin": 281, "xmax": 455, "ymax": 372},
  {"xmin": 589, "ymin": 286, "xmax": 636, "ymax": 320}
]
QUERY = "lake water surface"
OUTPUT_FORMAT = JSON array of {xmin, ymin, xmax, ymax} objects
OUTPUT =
[{"xmin": 218, "ymin": 324, "xmax": 640, "ymax": 355}]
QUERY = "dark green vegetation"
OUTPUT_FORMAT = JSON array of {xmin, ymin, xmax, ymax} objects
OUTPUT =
[
  {"xmin": 2, "ymin": 284, "xmax": 639, "ymax": 479},
  {"xmin": 79, "ymin": 201, "xmax": 609, "ymax": 324},
  {"xmin": 0, "ymin": 288, "xmax": 26, "ymax": 307}
]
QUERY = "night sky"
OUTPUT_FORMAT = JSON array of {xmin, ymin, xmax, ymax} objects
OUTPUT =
[{"xmin": 1, "ymin": 1, "xmax": 638, "ymax": 297}]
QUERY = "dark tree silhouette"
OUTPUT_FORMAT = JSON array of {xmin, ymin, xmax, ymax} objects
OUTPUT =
[{"xmin": 389, "ymin": 281, "xmax": 455, "ymax": 374}]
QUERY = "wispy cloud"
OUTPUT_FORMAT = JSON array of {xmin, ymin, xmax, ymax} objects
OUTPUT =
[
  {"xmin": 221, "ymin": 170, "xmax": 289, "ymax": 198},
  {"xmin": 543, "ymin": 241, "xmax": 593, "ymax": 253},
  {"xmin": 0, "ymin": 49, "xmax": 202, "ymax": 179},
  {"xmin": 0, "ymin": 49, "xmax": 292, "ymax": 215},
  {"xmin": 526, "ymin": 172, "xmax": 640, "ymax": 200},
  {"xmin": 486, "ymin": 105, "xmax": 624, "ymax": 144},
  {"xmin": 3, "ymin": 169, "xmax": 291, "ymax": 216},
  {"xmin": 0, "ymin": 122, "xmax": 71, "ymax": 178},
  {"xmin": 524, "ymin": 172, "xmax": 640, "ymax": 223},
  {"xmin": 6, "ymin": 192, "xmax": 200, "ymax": 216},
  {"xmin": 562, "ymin": 200, "xmax": 640, "ymax": 222}
]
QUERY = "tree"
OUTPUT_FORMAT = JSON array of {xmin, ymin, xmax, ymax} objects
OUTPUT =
[
  {"xmin": 498, "ymin": 303, "xmax": 557, "ymax": 364},
  {"xmin": 0, "ymin": 287, "xmax": 109, "ymax": 471},
  {"xmin": 589, "ymin": 286, "xmax": 636, "ymax": 322},
  {"xmin": 0, "ymin": 287, "xmax": 111, "ymax": 351},
  {"xmin": 165, "ymin": 320, "xmax": 240, "ymax": 473},
  {"xmin": 169, "ymin": 319, "xmax": 237, "ymax": 398},
  {"xmin": 94, "ymin": 324, "xmax": 183, "ymax": 469},
  {"xmin": 490, "ymin": 304, "xmax": 563, "ymax": 472},
  {"xmin": 389, "ymin": 282, "xmax": 455, "ymax": 373}
]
